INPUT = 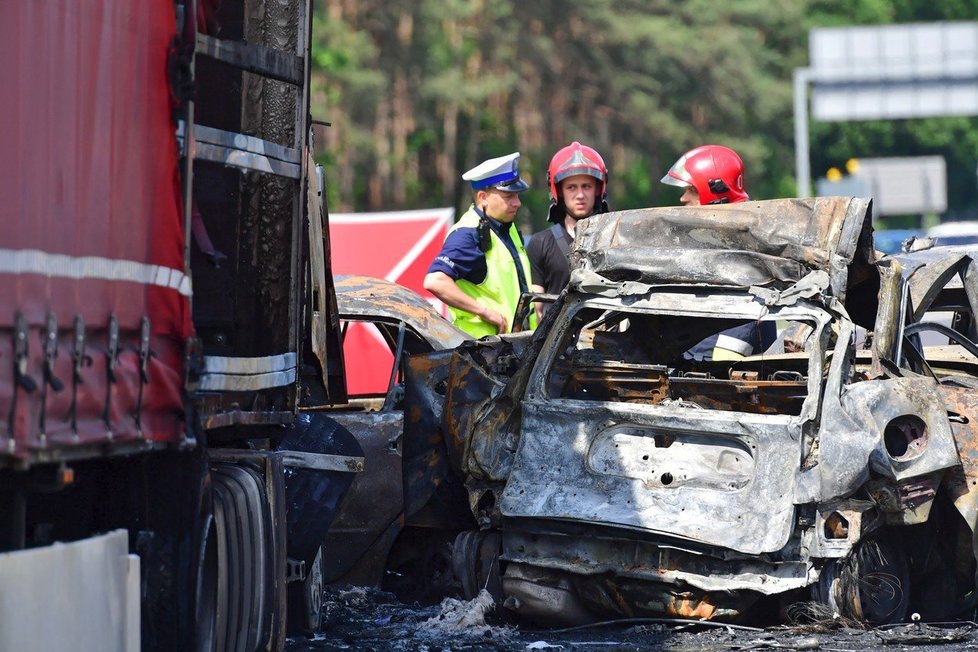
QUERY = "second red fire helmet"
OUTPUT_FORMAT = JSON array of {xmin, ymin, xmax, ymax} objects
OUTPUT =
[{"xmin": 661, "ymin": 145, "xmax": 748, "ymax": 205}]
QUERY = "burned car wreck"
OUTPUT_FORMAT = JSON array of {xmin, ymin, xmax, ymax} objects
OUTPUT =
[{"xmin": 408, "ymin": 197, "xmax": 978, "ymax": 626}]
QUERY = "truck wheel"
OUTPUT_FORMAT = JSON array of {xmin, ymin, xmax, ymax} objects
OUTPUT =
[{"xmin": 213, "ymin": 464, "xmax": 272, "ymax": 651}]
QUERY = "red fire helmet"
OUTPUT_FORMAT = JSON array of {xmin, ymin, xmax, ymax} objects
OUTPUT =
[
  {"xmin": 548, "ymin": 141, "xmax": 608, "ymax": 202},
  {"xmin": 547, "ymin": 142, "xmax": 609, "ymax": 223},
  {"xmin": 661, "ymin": 145, "xmax": 748, "ymax": 204}
]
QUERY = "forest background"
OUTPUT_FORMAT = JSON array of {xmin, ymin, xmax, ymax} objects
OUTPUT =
[{"xmin": 310, "ymin": 0, "xmax": 978, "ymax": 233}]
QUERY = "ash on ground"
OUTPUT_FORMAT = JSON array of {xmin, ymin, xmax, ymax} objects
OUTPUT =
[{"xmin": 286, "ymin": 587, "xmax": 977, "ymax": 651}]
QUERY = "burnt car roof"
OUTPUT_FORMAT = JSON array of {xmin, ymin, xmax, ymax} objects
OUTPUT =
[
  {"xmin": 334, "ymin": 274, "xmax": 470, "ymax": 350},
  {"xmin": 885, "ymin": 247, "xmax": 978, "ymax": 318},
  {"xmin": 889, "ymin": 244, "xmax": 978, "ymax": 276},
  {"xmin": 571, "ymin": 196, "xmax": 874, "ymax": 300}
]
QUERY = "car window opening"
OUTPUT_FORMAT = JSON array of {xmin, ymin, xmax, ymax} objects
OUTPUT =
[{"xmin": 547, "ymin": 307, "xmax": 818, "ymax": 416}]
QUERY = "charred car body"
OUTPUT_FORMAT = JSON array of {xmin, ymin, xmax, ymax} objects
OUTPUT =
[
  {"xmin": 420, "ymin": 197, "xmax": 978, "ymax": 625},
  {"xmin": 320, "ymin": 275, "xmax": 474, "ymax": 596}
]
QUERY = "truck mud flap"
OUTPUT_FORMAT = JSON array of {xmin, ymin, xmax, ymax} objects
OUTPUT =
[{"xmin": 277, "ymin": 413, "xmax": 364, "ymax": 568}]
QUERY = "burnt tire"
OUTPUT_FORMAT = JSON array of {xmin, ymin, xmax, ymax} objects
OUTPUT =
[
  {"xmin": 452, "ymin": 530, "xmax": 503, "ymax": 601},
  {"xmin": 815, "ymin": 533, "xmax": 910, "ymax": 625}
]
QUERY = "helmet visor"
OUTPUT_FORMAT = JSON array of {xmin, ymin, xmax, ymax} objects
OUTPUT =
[
  {"xmin": 555, "ymin": 165, "xmax": 605, "ymax": 185},
  {"xmin": 660, "ymin": 154, "xmax": 693, "ymax": 187},
  {"xmin": 554, "ymin": 147, "xmax": 606, "ymax": 186}
]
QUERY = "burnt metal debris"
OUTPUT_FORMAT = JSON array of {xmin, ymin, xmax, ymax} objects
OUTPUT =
[{"xmin": 380, "ymin": 196, "xmax": 978, "ymax": 627}]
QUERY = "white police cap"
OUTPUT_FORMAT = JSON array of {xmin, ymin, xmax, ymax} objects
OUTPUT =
[{"xmin": 462, "ymin": 152, "xmax": 529, "ymax": 192}]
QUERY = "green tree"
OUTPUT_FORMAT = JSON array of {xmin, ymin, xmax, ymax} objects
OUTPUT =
[{"xmin": 310, "ymin": 0, "xmax": 978, "ymax": 231}]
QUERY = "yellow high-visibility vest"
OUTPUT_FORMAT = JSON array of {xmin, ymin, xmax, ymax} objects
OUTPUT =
[{"xmin": 448, "ymin": 206, "xmax": 534, "ymax": 338}]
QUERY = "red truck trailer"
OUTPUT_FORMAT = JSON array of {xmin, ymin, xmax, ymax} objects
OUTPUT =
[{"xmin": 0, "ymin": 2, "xmax": 358, "ymax": 650}]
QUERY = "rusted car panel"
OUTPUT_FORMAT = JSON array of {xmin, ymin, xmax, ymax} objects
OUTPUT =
[
  {"xmin": 834, "ymin": 378, "xmax": 959, "ymax": 484},
  {"xmin": 501, "ymin": 401, "xmax": 800, "ymax": 556},
  {"xmin": 502, "ymin": 531, "xmax": 813, "ymax": 596},
  {"xmin": 401, "ymin": 349, "xmax": 471, "ymax": 524},
  {"xmin": 944, "ymin": 386, "xmax": 978, "ymax": 526},
  {"xmin": 333, "ymin": 274, "xmax": 469, "ymax": 351},
  {"xmin": 443, "ymin": 337, "xmax": 532, "ymax": 481},
  {"xmin": 423, "ymin": 199, "xmax": 978, "ymax": 626}
]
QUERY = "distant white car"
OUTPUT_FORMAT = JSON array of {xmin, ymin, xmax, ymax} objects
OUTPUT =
[{"xmin": 927, "ymin": 221, "xmax": 978, "ymax": 247}]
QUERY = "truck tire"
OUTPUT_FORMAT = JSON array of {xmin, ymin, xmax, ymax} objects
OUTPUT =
[{"xmin": 213, "ymin": 463, "xmax": 273, "ymax": 651}]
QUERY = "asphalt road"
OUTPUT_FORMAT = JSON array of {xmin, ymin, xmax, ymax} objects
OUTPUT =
[{"xmin": 286, "ymin": 587, "xmax": 978, "ymax": 652}]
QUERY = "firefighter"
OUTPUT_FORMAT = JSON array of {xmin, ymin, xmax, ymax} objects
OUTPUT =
[
  {"xmin": 526, "ymin": 142, "xmax": 609, "ymax": 296},
  {"xmin": 661, "ymin": 145, "xmax": 773, "ymax": 361},
  {"xmin": 660, "ymin": 144, "xmax": 748, "ymax": 206},
  {"xmin": 424, "ymin": 152, "xmax": 533, "ymax": 338}
]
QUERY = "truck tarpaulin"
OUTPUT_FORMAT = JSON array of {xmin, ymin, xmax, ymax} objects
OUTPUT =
[{"xmin": 0, "ymin": 0, "xmax": 189, "ymax": 462}]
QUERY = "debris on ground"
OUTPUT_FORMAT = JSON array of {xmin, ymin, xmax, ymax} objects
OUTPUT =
[
  {"xmin": 287, "ymin": 587, "xmax": 978, "ymax": 652},
  {"xmin": 875, "ymin": 622, "xmax": 974, "ymax": 645},
  {"xmin": 417, "ymin": 589, "xmax": 512, "ymax": 640}
]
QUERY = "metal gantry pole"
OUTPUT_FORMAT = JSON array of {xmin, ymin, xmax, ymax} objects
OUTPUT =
[{"xmin": 793, "ymin": 68, "xmax": 813, "ymax": 198}]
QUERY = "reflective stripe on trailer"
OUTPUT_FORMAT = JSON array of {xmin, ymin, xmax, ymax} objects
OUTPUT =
[
  {"xmin": 0, "ymin": 248, "xmax": 192, "ymax": 296},
  {"xmin": 197, "ymin": 352, "xmax": 298, "ymax": 392}
]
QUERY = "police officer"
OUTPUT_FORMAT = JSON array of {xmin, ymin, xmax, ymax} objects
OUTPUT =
[
  {"xmin": 424, "ymin": 152, "xmax": 533, "ymax": 337},
  {"xmin": 527, "ymin": 142, "xmax": 609, "ymax": 296},
  {"xmin": 661, "ymin": 145, "xmax": 774, "ymax": 361}
]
